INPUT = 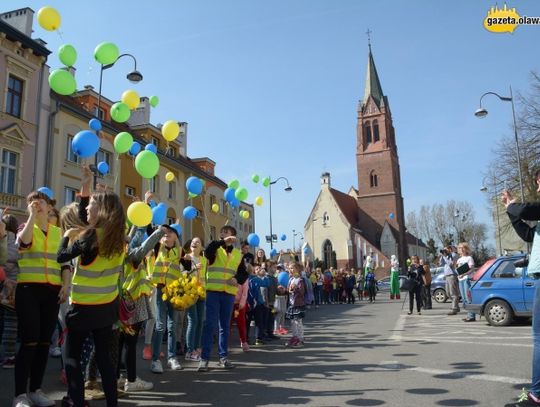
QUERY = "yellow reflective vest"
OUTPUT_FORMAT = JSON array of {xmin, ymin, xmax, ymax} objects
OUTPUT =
[
  {"xmin": 18, "ymin": 223, "xmax": 62, "ymax": 286},
  {"xmin": 206, "ymin": 247, "xmax": 242, "ymax": 296},
  {"xmin": 123, "ymin": 261, "xmax": 153, "ymax": 300},
  {"xmin": 151, "ymin": 247, "xmax": 182, "ymax": 286},
  {"xmin": 71, "ymin": 230, "xmax": 125, "ymax": 305}
]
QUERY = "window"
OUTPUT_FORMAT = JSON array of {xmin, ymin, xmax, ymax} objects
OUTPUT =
[
  {"xmin": 150, "ymin": 176, "xmax": 159, "ymax": 193},
  {"xmin": 66, "ymin": 135, "xmax": 80, "ymax": 163},
  {"xmin": 370, "ymin": 171, "xmax": 378, "ymax": 187},
  {"xmin": 125, "ymin": 186, "xmax": 135, "ymax": 197},
  {"xmin": 364, "ymin": 121, "xmax": 372, "ymax": 144},
  {"xmin": 168, "ymin": 146, "xmax": 177, "ymax": 158},
  {"xmin": 92, "ymin": 106, "xmax": 105, "ymax": 120},
  {"xmin": 373, "ymin": 119, "xmax": 380, "ymax": 142},
  {"xmin": 0, "ymin": 149, "xmax": 18, "ymax": 194},
  {"xmin": 220, "ymin": 199, "xmax": 227, "ymax": 215},
  {"xmin": 167, "ymin": 217, "xmax": 176, "ymax": 225},
  {"xmin": 64, "ymin": 187, "xmax": 78, "ymax": 205},
  {"xmin": 209, "ymin": 195, "xmax": 216, "ymax": 207},
  {"xmin": 96, "ymin": 149, "xmax": 112, "ymax": 171},
  {"xmin": 492, "ymin": 261, "xmax": 522, "ymax": 279},
  {"xmin": 244, "ymin": 223, "xmax": 248, "ymax": 233},
  {"xmin": 150, "ymin": 136, "xmax": 159, "ymax": 147},
  {"xmin": 168, "ymin": 181, "xmax": 176, "ymax": 200},
  {"xmin": 6, "ymin": 75, "xmax": 23, "ymax": 118},
  {"xmin": 210, "ymin": 226, "xmax": 216, "ymax": 241}
]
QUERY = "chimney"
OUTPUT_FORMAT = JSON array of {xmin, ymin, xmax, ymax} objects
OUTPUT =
[
  {"xmin": 128, "ymin": 96, "xmax": 151, "ymax": 126},
  {"xmin": 1, "ymin": 8, "xmax": 34, "ymax": 37},
  {"xmin": 321, "ymin": 172, "xmax": 331, "ymax": 189}
]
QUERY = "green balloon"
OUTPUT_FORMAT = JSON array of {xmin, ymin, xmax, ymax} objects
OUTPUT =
[
  {"xmin": 235, "ymin": 187, "xmax": 248, "ymax": 201},
  {"xmin": 251, "ymin": 174, "xmax": 260, "ymax": 183},
  {"xmin": 149, "ymin": 95, "xmax": 159, "ymax": 108},
  {"xmin": 135, "ymin": 151, "xmax": 159, "ymax": 179},
  {"xmin": 58, "ymin": 44, "xmax": 77, "ymax": 67},
  {"xmin": 228, "ymin": 179, "xmax": 240, "ymax": 189},
  {"xmin": 262, "ymin": 177, "xmax": 270, "ymax": 187},
  {"xmin": 48, "ymin": 69, "xmax": 76, "ymax": 95},
  {"xmin": 110, "ymin": 102, "xmax": 131, "ymax": 123},
  {"xmin": 94, "ymin": 42, "xmax": 119, "ymax": 65},
  {"xmin": 188, "ymin": 192, "xmax": 198, "ymax": 199},
  {"xmin": 114, "ymin": 132, "xmax": 133, "ymax": 154}
]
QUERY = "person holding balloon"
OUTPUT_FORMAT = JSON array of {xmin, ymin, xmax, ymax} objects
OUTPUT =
[
  {"xmin": 13, "ymin": 191, "xmax": 71, "ymax": 407},
  {"xmin": 274, "ymin": 264, "xmax": 289, "ymax": 335},
  {"xmin": 285, "ymin": 263, "xmax": 307, "ymax": 348},
  {"xmin": 57, "ymin": 190, "xmax": 126, "ymax": 407},
  {"xmin": 197, "ymin": 225, "xmax": 248, "ymax": 372}
]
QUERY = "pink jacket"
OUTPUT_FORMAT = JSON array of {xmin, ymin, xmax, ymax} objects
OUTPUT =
[{"xmin": 235, "ymin": 280, "xmax": 249, "ymax": 308}]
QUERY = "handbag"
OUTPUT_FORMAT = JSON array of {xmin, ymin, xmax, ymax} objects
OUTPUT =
[
  {"xmin": 119, "ymin": 292, "xmax": 136, "ymax": 324},
  {"xmin": 400, "ymin": 277, "xmax": 417, "ymax": 292}
]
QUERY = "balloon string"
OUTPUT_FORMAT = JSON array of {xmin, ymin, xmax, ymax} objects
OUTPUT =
[
  {"xmin": 56, "ymin": 30, "xmax": 65, "ymax": 41},
  {"xmin": 200, "ymin": 191, "xmax": 211, "ymax": 242},
  {"xmin": 113, "ymin": 153, "xmax": 120, "ymax": 191}
]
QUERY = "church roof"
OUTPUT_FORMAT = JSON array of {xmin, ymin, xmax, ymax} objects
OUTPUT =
[
  {"xmin": 362, "ymin": 47, "xmax": 384, "ymax": 108},
  {"xmin": 405, "ymin": 231, "xmax": 428, "ymax": 248},
  {"xmin": 329, "ymin": 188, "xmax": 359, "ymax": 228}
]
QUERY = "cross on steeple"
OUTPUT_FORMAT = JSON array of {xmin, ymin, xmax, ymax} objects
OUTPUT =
[{"xmin": 366, "ymin": 28, "xmax": 372, "ymax": 51}]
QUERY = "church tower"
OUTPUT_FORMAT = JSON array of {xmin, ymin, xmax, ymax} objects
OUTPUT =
[{"xmin": 356, "ymin": 45, "xmax": 408, "ymax": 264}]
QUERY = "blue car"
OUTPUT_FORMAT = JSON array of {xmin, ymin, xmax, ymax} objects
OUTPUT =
[{"xmin": 467, "ymin": 254, "xmax": 537, "ymax": 326}]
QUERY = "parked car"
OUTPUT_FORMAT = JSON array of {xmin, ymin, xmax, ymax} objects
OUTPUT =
[
  {"xmin": 468, "ymin": 254, "xmax": 537, "ymax": 326},
  {"xmin": 376, "ymin": 275, "xmax": 407, "ymax": 292},
  {"xmin": 430, "ymin": 271, "xmax": 448, "ymax": 303}
]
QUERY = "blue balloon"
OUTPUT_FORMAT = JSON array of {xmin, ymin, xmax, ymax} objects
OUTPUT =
[
  {"xmin": 277, "ymin": 271, "xmax": 289, "ymax": 287},
  {"xmin": 170, "ymin": 224, "xmax": 182, "ymax": 237},
  {"xmin": 183, "ymin": 206, "xmax": 197, "ymax": 220},
  {"xmin": 224, "ymin": 187, "xmax": 236, "ymax": 203},
  {"xmin": 280, "ymin": 234, "xmax": 287, "ymax": 241},
  {"xmin": 389, "ymin": 212, "xmax": 395, "ymax": 219},
  {"xmin": 247, "ymin": 233, "xmax": 260, "ymax": 247},
  {"xmin": 145, "ymin": 144, "xmax": 157, "ymax": 154},
  {"xmin": 89, "ymin": 118, "xmax": 102, "ymax": 131},
  {"xmin": 185, "ymin": 176, "xmax": 203, "ymax": 195},
  {"xmin": 72, "ymin": 130, "xmax": 100, "ymax": 158},
  {"xmin": 270, "ymin": 248, "xmax": 277, "ymax": 257},
  {"xmin": 303, "ymin": 247, "xmax": 311, "ymax": 254},
  {"xmin": 152, "ymin": 203, "xmax": 167, "ymax": 225},
  {"xmin": 149, "ymin": 200, "xmax": 157, "ymax": 209},
  {"xmin": 230, "ymin": 197, "xmax": 240, "ymax": 208},
  {"xmin": 97, "ymin": 161, "xmax": 109, "ymax": 175},
  {"xmin": 129, "ymin": 141, "xmax": 141, "ymax": 155},
  {"xmin": 37, "ymin": 186, "xmax": 54, "ymax": 200}
]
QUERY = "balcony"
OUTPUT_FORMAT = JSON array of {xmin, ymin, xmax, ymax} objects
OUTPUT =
[{"xmin": 0, "ymin": 192, "xmax": 26, "ymax": 213}]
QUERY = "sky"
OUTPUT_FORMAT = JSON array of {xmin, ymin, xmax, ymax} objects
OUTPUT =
[{"xmin": 4, "ymin": 0, "xmax": 539, "ymax": 252}]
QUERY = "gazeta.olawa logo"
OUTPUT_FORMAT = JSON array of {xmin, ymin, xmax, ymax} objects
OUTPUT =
[{"xmin": 484, "ymin": 4, "xmax": 540, "ymax": 33}]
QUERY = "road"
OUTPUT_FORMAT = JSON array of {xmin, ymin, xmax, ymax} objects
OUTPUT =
[{"xmin": 0, "ymin": 292, "xmax": 533, "ymax": 406}]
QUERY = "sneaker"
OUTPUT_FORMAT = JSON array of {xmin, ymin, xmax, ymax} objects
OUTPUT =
[
  {"xmin": 124, "ymin": 377, "xmax": 154, "ymax": 392},
  {"xmin": 255, "ymin": 339, "xmax": 264, "ymax": 346},
  {"xmin": 3, "ymin": 356, "xmax": 15, "ymax": 369},
  {"xmin": 142, "ymin": 344, "xmax": 152, "ymax": 360},
  {"xmin": 185, "ymin": 352, "xmax": 201, "ymax": 362},
  {"xmin": 418, "ymin": 312, "xmax": 422, "ymax": 315},
  {"xmin": 217, "ymin": 357, "xmax": 234, "ymax": 369},
  {"xmin": 85, "ymin": 389, "xmax": 105, "ymax": 400},
  {"xmin": 117, "ymin": 376, "xmax": 126, "ymax": 390},
  {"xmin": 49, "ymin": 347, "xmax": 62, "ymax": 358},
  {"xmin": 84, "ymin": 380, "xmax": 99, "ymax": 390},
  {"xmin": 292, "ymin": 340, "xmax": 305, "ymax": 348},
  {"xmin": 151, "ymin": 359, "xmax": 163, "ymax": 374},
  {"xmin": 241, "ymin": 342, "xmax": 250, "ymax": 352},
  {"xmin": 167, "ymin": 357, "xmax": 183, "ymax": 370},
  {"xmin": 279, "ymin": 328, "xmax": 289, "ymax": 335},
  {"xmin": 285, "ymin": 337, "xmax": 299, "ymax": 347},
  {"xmin": 12, "ymin": 395, "xmax": 32, "ymax": 407},
  {"xmin": 27, "ymin": 389, "xmax": 55, "ymax": 407},
  {"xmin": 463, "ymin": 318, "xmax": 476, "ymax": 322},
  {"xmin": 197, "ymin": 359, "xmax": 209, "ymax": 372},
  {"xmin": 447, "ymin": 311, "xmax": 458, "ymax": 315},
  {"xmin": 529, "ymin": 391, "xmax": 540, "ymax": 405}
]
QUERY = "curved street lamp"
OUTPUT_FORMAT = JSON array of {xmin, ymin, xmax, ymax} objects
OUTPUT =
[
  {"xmin": 474, "ymin": 88, "xmax": 525, "ymax": 203},
  {"xmin": 480, "ymin": 175, "xmax": 503, "ymax": 256},
  {"xmin": 268, "ymin": 177, "xmax": 292, "ymax": 250}
]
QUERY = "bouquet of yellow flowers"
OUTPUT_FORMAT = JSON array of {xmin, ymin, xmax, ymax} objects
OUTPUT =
[{"xmin": 162, "ymin": 273, "xmax": 206, "ymax": 310}]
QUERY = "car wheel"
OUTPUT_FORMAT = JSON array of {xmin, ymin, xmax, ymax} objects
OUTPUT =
[
  {"xmin": 433, "ymin": 288, "xmax": 447, "ymax": 303},
  {"xmin": 484, "ymin": 299, "xmax": 513, "ymax": 326}
]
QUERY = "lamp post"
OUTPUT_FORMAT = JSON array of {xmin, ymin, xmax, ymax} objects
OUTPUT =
[
  {"xmin": 293, "ymin": 230, "xmax": 303, "ymax": 252},
  {"xmin": 268, "ymin": 177, "xmax": 292, "ymax": 250},
  {"xmin": 481, "ymin": 176, "xmax": 503, "ymax": 256},
  {"xmin": 475, "ymin": 87, "xmax": 525, "ymax": 203}
]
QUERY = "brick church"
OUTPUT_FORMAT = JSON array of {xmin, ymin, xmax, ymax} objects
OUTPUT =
[{"xmin": 303, "ymin": 46, "xmax": 425, "ymax": 274}]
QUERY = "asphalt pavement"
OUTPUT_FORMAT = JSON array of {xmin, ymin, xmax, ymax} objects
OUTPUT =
[{"xmin": 0, "ymin": 292, "xmax": 534, "ymax": 406}]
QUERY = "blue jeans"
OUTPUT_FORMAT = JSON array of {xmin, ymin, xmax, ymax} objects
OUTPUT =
[
  {"xmin": 186, "ymin": 299, "xmax": 205, "ymax": 353},
  {"xmin": 531, "ymin": 283, "xmax": 540, "ymax": 396},
  {"xmin": 458, "ymin": 277, "xmax": 476, "ymax": 320},
  {"xmin": 313, "ymin": 285, "xmax": 322, "ymax": 305},
  {"xmin": 201, "ymin": 291, "xmax": 235, "ymax": 361},
  {"xmin": 152, "ymin": 286, "xmax": 177, "ymax": 361}
]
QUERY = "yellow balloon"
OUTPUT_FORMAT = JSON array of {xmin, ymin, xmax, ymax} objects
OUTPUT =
[
  {"xmin": 255, "ymin": 196, "xmax": 263, "ymax": 206},
  {"xmin": 127, "ymin": 201, "xmax": 152, "ymax": 227},
  {"xmin": 162, "ymin": 120, "xmax": 180, "ymax": 142},
  {"xmin": 165, "ymin": 171, "xmax": 175, "ymax": 182},
  {"xmin": 242, "ymin": 211, "xmax": 250, "ymax": 219},
  {"xmin": 121, "ymin": 90, "xmax": 140, "ymax": 110},
  {"xmin": 37, "ymin": 6, "xmax": 61, "ymax": 31},
  {"xmin": 211, "ymin": 203, "xmax": 219, "ymax": 213}
]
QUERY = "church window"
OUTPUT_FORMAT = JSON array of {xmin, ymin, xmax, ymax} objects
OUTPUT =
[
  {"xmin": 364, "ymin": 121, "xmax": 372, "ymax": 144},
  {"xmin": 370, "ymin": 171, "xmax": 378, "ymax": 188},
  {"xmin": 373, "ymin": 120, "xmax": 380, "ymax": 142}
]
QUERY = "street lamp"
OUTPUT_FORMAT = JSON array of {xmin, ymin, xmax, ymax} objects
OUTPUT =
[
  {"xmin": 481, "ymin": 176, "xmax": 503, "ymax": 256},
  {"xmin": 293, "ymin": 230, "xmax": 304, "ymax": 252},
  {"xmin": 475, "ymin": 88, "xmax": 525, "ymax": 203},
  {"xmin": 268, "ymin": 177, "xmax": 292, "ymax": 250}
]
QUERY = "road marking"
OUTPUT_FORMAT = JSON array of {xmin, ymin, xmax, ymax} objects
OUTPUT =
[
  {"xmin": 378, "ymin": 361, "xmax": 529, "ymax": 384},
  {"xmin": 389, "ymin": 314, "xmax": 406, "ymax": 341},
  {"xmin": 401, "ymin": 337, "xmax": 533, "ymax": 348}
]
